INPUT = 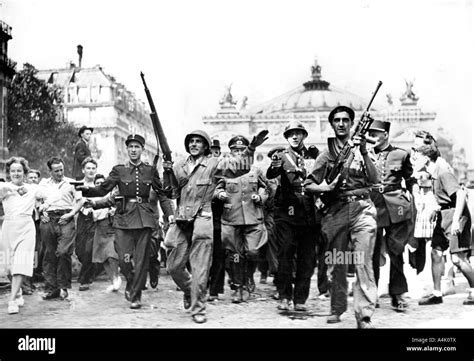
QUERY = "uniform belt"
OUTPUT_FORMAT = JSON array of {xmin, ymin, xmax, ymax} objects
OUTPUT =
[
  {"xmin": 336, "ymin": 193, "xmax": 370, "ymax": 203},
  {"xmin": 48, "ymin": 209, "xmax": 72, "ymax": 216},
  {"xmin": 125, "ymin": 196, "xmax": 149, "ymax": 204},
  {"xmin": 371, "ymin": 184, "xmax": 402, "ymax": 193},
  {"xmin": 286, "ymin": 184, "xmax": 305, "ymax": 195}
]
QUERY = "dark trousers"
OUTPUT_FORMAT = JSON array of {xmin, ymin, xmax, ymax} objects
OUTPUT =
[
  {"xmin": 149, "ymin": 226, "xmax": 165, "ymax": 285},
  {"xmin": 372, "ymin": 223, "xmax": 409, "ymax": 296},
  {"xmin": 258, "ymin": 244, "xmax": 269, "ymax": 276},
  {"xmin": 76, "ymin": 212, "xmax": 97, "ymax": 285},
  {"xmin": 266, "ymin": 222, "xmax": 280, "ymax": 275},
  {"xmin": 208, "ymin": 225, "xmax": 225, "ymax": 296},
  {"xmin": 316, "ymin": 229, "xmax": 329, "ymax": 294},
  {"xmin": 40, "ymin": 214, "xmax": 75, "ymax": 290},
  {"xmin": 33, "ymin": 219, "xmax": 44, "ymax": 277},
  {"xmin": 275, "ymin": 221, "xmax": 316, "ymax": 304},
  {"xmin": 115, "ymin": 228, "xmax": 152, "ymax": 302}
]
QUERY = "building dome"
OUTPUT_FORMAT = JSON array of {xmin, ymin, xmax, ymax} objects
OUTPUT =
[{"xmin": 249, "ymin": 60, "xmax": 368, "ymax": 115}]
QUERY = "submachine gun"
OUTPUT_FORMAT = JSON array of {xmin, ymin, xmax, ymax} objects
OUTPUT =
[
  {"xmin": 325, "ymin": 80, "xmax": 383, "ymax": 184},
  {"xmin": 140, "ymin": 72, "xmax": 178, "ymax": 194},
  {"xmin": 317, "ymin": 81, "xmax": 382, "ymax": 214}
]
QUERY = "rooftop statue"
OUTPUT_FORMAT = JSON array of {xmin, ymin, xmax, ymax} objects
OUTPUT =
[
  {"xmin": 240, "ymin": 96, "xmax": 248, "ymax": 110},
  {"xmin": 402, "ymin": 79, "xmax": 419, "ymax": 101},
  {"xmin": 311, "ymin": 60, "xmax": 322, "ymax": 80},
  {"xmin": 220, "ymin": 83, "xmax": 237, "ymax": 106}
]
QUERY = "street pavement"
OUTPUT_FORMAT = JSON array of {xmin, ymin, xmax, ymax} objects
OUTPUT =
[
  {"xmin": 1, "ymin": 217, "xmax": 473, "ymax": 328},
  {"xmin": 0, "ymin": 259, "xmax": 472, "ymax": 329}
]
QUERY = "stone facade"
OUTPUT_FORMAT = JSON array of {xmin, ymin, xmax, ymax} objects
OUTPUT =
[
  {"xmin": 203, "ymin": 60, "xmax": 446, "ymax": 171},
  {"xmin": 36, "ymin": 64, "xmax": 158, "ymax": 176}
]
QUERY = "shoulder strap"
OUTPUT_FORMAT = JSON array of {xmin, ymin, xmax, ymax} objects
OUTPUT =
[{"xmin": 179, "ymin": 161, "xmax": 205, "ymax": 188}]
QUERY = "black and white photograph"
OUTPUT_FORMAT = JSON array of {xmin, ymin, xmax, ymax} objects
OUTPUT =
[{"xmin": 0, "ymin": 0, "xmax": 473, "ymax": 356}]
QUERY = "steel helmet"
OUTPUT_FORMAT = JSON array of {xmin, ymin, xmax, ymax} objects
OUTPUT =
[
  {"xmin": 283, "ymin": 120, "xmax": 308, "ymax": 139},
  {"xmin": 184, "ymin": 130, "xmax": 212, "ymax": 155}
]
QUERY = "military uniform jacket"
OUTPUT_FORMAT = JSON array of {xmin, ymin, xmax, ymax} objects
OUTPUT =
[
  {"xmin": 170, "ymin": 152, "xmax": 255, "ymax": 222},
  {"xmin": 370, "ymin": 144, "xmax": 415, "ymax": 227},
  {"xmin": 266, "ymin": 146, "xmax": 316, "ymax": 226},
  {"xmin": 83, "ymin": 161, "xmax": 169, "ymax": 230},
  {"xmin": 215, "ymin": 169, "xmax": 269, "ymax": 226},
  {"xmin": 72, "ymin": 139, "xmax": 91, "ymax": 180},
  {"xmin": 150, "ymin": 187, "xmax": 175, "ymax": 229}
]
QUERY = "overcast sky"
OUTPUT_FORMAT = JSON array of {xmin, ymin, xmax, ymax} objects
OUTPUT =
[{"xmin": 2, "ymin": 0, "xmax": 473, "ymax": 165}]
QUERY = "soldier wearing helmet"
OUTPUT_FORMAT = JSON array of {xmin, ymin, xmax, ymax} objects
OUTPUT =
[
  {"xmin": 162, "ymin": 128, "xmax": 269, "ymax": 324},
  {"xmin": 266, "ymin": 120, "xmax": 319, "ymax": 312}
]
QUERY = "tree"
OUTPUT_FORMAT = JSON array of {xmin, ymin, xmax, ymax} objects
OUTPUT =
[{"xmin": 7, "ymin": 63, "xmax": 77, "ymax": 177}]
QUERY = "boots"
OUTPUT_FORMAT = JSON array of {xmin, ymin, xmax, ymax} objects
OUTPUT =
[
  {"xmin": 246, "ymin": 258, "xmax": 257, "ymax": 293},
  {"xmin": 149, "ymin": 257, "xmax": 160, "ymax": 289}
]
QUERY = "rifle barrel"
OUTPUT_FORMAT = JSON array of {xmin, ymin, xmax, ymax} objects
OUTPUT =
[
  {"xmin": 140, "ymin": 72, "xmax": 172, "ymax": 161},
  {"xmin": 365, "ymin": 81, "xmax": 383, "ymax": 113}
]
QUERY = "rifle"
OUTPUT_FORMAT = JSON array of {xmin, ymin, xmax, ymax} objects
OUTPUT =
[
  {"xmin": 325, "ymin": 81, "xmax": 383, "ymax": 184},
  {"xmin": 140, "ymin": 72, "xmax": 172, "ymax": 166},
  {"xmin": 140, "ymin": 72, "xmax": 177, "ymax": 193}
]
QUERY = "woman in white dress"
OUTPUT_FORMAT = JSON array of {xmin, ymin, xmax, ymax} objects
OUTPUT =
[{"xmin": 0, "ymin": 157, "xmax": 47, "ymax": 314}]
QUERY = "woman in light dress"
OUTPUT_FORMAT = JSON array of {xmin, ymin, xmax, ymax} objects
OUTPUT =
[{"xmin": 0, "ymin": 157, "xmax": 47, "ymax": 314}]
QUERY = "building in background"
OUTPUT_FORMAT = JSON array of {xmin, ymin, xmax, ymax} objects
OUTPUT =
[
  {"xmin": 203, "ymin": 59, "xmax": 466, "ymax": 180},
  {"xmin": 0, "ymin": 20, "xmax": 15, "ymax": 180},
  {"xmin": 36, "ymin": 47, "xmax": 158, "ymax": 176}
]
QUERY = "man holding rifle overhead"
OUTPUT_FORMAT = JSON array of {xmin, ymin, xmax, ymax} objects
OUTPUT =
[{"xmin": 304, "ymin": 92, "xmax": 381, "ymax": 327}]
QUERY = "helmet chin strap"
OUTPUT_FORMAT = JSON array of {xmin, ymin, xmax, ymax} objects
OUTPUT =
[{"xmin": 289, "ymin": 136, "xmax": 306, "ymax": 151}]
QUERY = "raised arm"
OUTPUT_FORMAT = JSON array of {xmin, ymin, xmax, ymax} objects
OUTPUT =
[{"xmin": 82, "ymin": 166, "xmax": 120, "ymax": 197}]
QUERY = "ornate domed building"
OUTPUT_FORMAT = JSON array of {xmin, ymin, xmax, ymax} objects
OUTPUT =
[{"xmin": 203, "ymin": 59, "xmax": 452, "ymax": 172}]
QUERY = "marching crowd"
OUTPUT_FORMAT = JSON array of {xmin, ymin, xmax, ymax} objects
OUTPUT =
[{"xmin": 1, "ymin": 105, "xmax": 473, "ymax": 328}]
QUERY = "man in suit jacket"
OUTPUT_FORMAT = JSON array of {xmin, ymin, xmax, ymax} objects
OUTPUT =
[
  {"xmin": 73, "ymin": 126, "xmax": 93, "ymax": 180},
  {"xmin": 368, "ymin": 120, "xmax": 416, "ymax": 312}
]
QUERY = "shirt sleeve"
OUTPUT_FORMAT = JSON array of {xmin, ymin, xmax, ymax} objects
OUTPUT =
[
  {"xmin": 83, "ymin": 167, "xmax": 120, "ymax": 197},
  {"xmin": 402, "ymin": 151, "xmax": 416, "ymax": 191},
  {"xmin": 157, "ymin": 191, "xmax": 175, "ymax": 219},
  {"xmin": 0, "ymin": 183, "xmax": 17, "ymax": 199},
  {"xmin": 257, "ymin": 173, "xmax": 270, "ymax": 204},
  {"xmin": 307, "ymin": 151, "xmax": 330, "ymax": 185},
  {"xmin": 439, "ymin": 171, "xmax": 460, "ymax": 198},
  {"xmin": 214, "ymin": 177, "xmax": 226, "ymax": 199}
]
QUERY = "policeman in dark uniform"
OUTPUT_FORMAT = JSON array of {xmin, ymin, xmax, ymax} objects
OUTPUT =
[
  {"xmin": 368, "ymin": 120, "xmax": 415, "ymax": 312},
  {"xmin": 79, "ymin": 134, "xmax": 172, "ymax": 309},
  {"xmin": 266, "ymin": 120, "xmax": 318, "ymax": 312}
]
